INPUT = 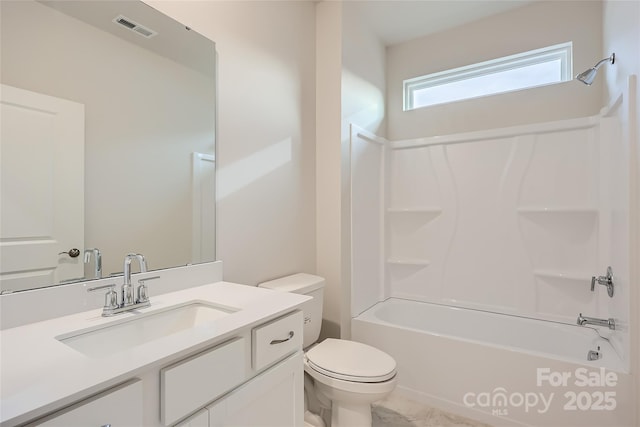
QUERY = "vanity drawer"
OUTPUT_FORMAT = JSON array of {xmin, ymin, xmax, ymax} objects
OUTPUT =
[
  {"xmin": 252, "ymin": 311, "xmax": 302, "ymax": 371},
  {"xmin": 161, "ymin": 337, "xmax": 246, "ymax": 426},
  {"xmin": 28, "ymin": 379, "xmax": 143, "ymax": 426}
]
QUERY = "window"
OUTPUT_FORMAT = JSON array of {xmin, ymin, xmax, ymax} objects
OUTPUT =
[{"xmin": 403, "ymin": 42, "xmax": 573, "ymax": 110}]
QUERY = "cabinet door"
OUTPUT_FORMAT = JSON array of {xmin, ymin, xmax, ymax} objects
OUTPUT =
[
  {"xmin": 161, "ymin": 337, "xmax": 246, "ymax": 426},
  {"xmin": 208, "ymin": 352, "xmax": 303, "ymax": 427},
  {"xmin": 31, "ymin": 379, "xmax": 142, "ymax": 427}
]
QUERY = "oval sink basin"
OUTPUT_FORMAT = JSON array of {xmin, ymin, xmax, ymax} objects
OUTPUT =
[{"xmin": 56, "ymin": 301, "xmax": 238, "ymax": 358}]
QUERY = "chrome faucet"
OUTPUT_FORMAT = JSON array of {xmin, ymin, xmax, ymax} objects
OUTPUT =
[
  {"xmin": 591, "ymin": 266, "xmax": 615, "ymax": 297},
  {"xmin": 84, "ymin": 248, "xmax": 102, "ymax": 279},
  {"xmin": 122, "ymin": 253, "xmax": 147, "ymax": 306},
  {"xmin": 87, "ymin": 254, "xmax": 158, "ymax": 317},
  {"xmin": 577, "ymin": 313, "xmax": 616, "ymax": 330}
]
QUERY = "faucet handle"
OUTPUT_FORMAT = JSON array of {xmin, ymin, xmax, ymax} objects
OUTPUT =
[
  {"xmin": 590, "ymin": 266, "xmax": 615, "ymax": 297},
  {"xmin": 87, "ymin": 284, "xmax": 118, "ymax": 311},
  {"xmin": 87, "ymin": 283, "xmax": 116, "ymax": 292},
  {"xmin": 136, "ymin": 276, "xmax": 160, "ymax": 304}
]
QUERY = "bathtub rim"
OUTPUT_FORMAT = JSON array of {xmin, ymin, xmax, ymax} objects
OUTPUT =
[{"xmin": 354, "ymin": 297, "xmax": 627, "ymax": 373}]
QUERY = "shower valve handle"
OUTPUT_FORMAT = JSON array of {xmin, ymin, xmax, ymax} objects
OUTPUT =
[{"xmin": 591, "ymin": 266, "xmax": 614, "ymax": 297}]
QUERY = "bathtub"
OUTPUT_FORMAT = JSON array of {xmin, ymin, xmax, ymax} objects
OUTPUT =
[{"xmin": 352, "ymin": 298, "xmax": 634, "ymax": 427}]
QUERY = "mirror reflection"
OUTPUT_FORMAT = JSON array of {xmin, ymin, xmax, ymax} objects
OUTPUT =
[{"xmin": 0, "ymin": 0, "xmax": 217, "ymax": 293}]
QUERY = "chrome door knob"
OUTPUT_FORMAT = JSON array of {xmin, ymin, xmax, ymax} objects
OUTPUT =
[{"xmin": 59, "ymin": 248, "xmax": 80, "ymax": 257}]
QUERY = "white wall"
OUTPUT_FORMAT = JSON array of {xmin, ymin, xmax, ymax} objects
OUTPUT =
[
  {"xmin": 340, "ymin": 4, "xmax": 387, "ymax": 332},
  {"xmin": 341, "ymin": 3, "xmax": 387, "ymax": 138},
  {"xmin": 1, "ymin": 0, "xmax": 215, "ymax": 277},
  {"xmin": 314, "ymin": 1, "xmax": 388, "ymax": 339},
  {"xmin": 146, "ymin": 1, "xmax": 317, "ymax": 287},
  {"xmin": 602, "ymin": 0, "xmax": 640, "ymax": 420},
  {"xmin": 315, "ymin": 1, "xmax": 343, "ymax": 339},
  {"xmin": 387, "ymin": 1, "xmax": 604, "ymax": 140}
]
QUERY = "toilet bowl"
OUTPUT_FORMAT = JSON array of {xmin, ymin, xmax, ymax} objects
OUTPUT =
[
  {"xmin": 304, "ymin": 338, "xmax": 396, "ymax": 427},
  {"xmin": 258, "ymin": 274, "xmax": 397, "ymax": 427}
]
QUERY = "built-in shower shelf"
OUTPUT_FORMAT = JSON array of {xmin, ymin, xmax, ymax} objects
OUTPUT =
[
  {"xmin": 517, "ymin": 207, "xmax": 598, "ymax": 215},
  {"xmin": 387, "ymin": 207, "xmax": 442, "ymax": 213},
  {"xmin": 387, "ymin": 207, "xmax": 442, "ymax": 224},
  {"xmin": 517, "ymin": 207, "xmax": 598, "ymax": 239},
  {"xmin": 387, "ymin": 258, "xmax": 430, "ymax": 266},
  {"xmin": 533, "ymin": 270, "xmax": 590, "ymax": 284}
]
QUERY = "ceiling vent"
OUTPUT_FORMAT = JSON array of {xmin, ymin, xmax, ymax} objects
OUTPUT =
[{"xmin": 112, "ymin": 15, "xmax": 157, "ymax": 39}]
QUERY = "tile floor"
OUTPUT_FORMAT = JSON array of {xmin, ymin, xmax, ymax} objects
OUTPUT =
[{"xmin": 372, "ymin": 393, "xmax": 493, "ymax": 427}]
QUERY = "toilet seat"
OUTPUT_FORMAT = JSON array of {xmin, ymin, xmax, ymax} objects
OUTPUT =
[
  {"xmin": 305, "ymin": 339, "xmax": 396, "ymax": 383},
  {"xmin": 304, "ymin": 358, "xmax": 397, "ymax": 395}
]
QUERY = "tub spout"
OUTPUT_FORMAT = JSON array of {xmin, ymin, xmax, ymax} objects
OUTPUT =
[{"xmin": 577, "ymin": 313, "xmax": 616, "ymax": 330}]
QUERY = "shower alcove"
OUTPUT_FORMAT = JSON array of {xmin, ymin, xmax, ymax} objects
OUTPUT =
[{"xmin": 347, "ymin": 77, "xmax": 635, "ymax": 426}]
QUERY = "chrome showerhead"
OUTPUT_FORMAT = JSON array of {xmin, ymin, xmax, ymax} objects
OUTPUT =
[{"xmin": 576, "ymin": 53, "xmax": 615, "ymax": 85}]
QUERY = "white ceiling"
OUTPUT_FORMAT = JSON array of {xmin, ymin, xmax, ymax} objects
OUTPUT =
[{"xmin": 347, "ymin": 0, "xmax": 534, "ymax": 46}]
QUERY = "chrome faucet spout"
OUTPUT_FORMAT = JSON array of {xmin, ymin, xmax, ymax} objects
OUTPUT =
[
  {"xmin": 123, "ymin": 253, "xmax": 148, "ymax": 285},
  {"xmin": 122, "ymin": 253, "xmax": 148, "ymax": 306},
  {"xmin": 84, "ymin": 248, "xmax": 102, "ymax": 279},
  {"xmin": 577, "ymin": 313, "xmax": 616, "ymax": 330}
]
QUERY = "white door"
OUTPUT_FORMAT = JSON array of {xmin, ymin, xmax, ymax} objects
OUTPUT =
[
  {"xmin": 0, "ymin": 84, "xmax": 84, "ymax": 292},
  {"xmin": 191, "ymin": 152, "xmax": 216, "ymax": 264}
]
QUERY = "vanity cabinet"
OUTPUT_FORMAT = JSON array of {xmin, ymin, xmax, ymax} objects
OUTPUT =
[
  {"xmin": 208, "ymin": 352, "xmax": 303, "ymax": 427},
  {"xmin": 169, "ymin": 312, "xmax": 303, "ymax": 427},
  {"xmin": 161, "ymin": 338, "xmax": 246, "ymax": 426},
  {"xmin": 26, "ymin": 379, "xmax": 143, "ymax": 427},
  {"xmin": 8, "ymin": 304, "xmax": 305, "ymax": 427},
  {"xmin": 251, "ymin": 311, "xmax": 303, "ymax": 371},
  {"xmin": 177, "ymin": 352, "xmax": 302, "ymax": 427}
]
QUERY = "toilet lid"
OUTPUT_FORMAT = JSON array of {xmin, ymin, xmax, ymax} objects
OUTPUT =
[{"xmin": 305, "ymin": 339, "xmax": 396, "ymax": 383}]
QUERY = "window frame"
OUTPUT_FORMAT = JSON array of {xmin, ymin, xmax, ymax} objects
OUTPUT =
[{"xmin": 403, "ymin": 42, "xmax": 573, "ymax": 111}]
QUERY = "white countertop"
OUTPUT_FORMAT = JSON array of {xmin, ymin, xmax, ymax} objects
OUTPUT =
[{"xmin": 0, "ymin": 281, "xmax": 308, "ymax": 426}]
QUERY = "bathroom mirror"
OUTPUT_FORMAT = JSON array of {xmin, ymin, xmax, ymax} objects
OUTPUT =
[{"xmin": 0, "ymin": 0, "xmax": 216, "ymax": 292}]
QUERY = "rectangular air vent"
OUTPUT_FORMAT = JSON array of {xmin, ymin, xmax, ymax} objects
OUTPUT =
[{"xmin": 112, "ymin": 15, "xmax": 157, "ymax": 39}]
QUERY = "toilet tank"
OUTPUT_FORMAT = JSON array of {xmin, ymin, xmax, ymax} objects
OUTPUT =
[{"xmin": 258, "ymin": 273, "xmax": 324, "ymax": 349}]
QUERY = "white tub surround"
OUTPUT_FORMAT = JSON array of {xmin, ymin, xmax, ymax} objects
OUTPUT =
[
  {"xmin": 348, "ymin": 77, "xmax": 637, "ymax": 426},
  {"xmin": 383, "ymin": 114, "xmax": 623, "ymax": 330},
  {"xmin": 349, "ymin": 80, "xmax": 635, "ymax": 361},
  {"xmin": 0, "ymin": 279, "xmax": 309, "ymax": 426},
  {"xmin": 353, "ymin": 298, "xmax": 634, "ymax": 427}
]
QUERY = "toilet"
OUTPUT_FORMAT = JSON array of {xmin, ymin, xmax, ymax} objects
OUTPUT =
[{"xmin": 259, "ymin": 273, "xmax": 397, "ymax": 427}]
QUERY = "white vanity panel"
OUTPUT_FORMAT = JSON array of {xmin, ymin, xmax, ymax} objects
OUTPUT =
[
  {"xmin": 209, "ymin": 352, "xmax": 303, "ymax": 427},
  {"xmin": 26, "ymin": 379, "xmax": 142, "ymax": 427},
  {"xmin": 252, "ymin": 311, "xmax": 302, "ymax": 371},
  {"xmin": 161, "ymin": 337, "xmax": 246, "ymax": 426}
]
